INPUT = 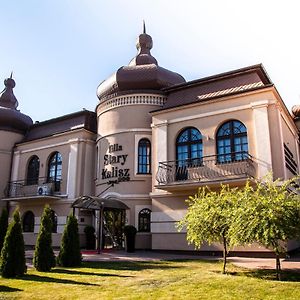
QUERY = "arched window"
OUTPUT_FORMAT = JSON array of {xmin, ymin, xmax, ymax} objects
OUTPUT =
[
  {"xmin": 47, "ymin": 152, "xmax": 62, "ymax": 191},
  {"xmin": 26, "ymin": 155, "xmax": 40, "ymax": 185},
  {"xmin": 138, "ymin": 139, "xmax": 151, "ymax": 174},
  {"xmin": 51, "ymin": 210, "xmax": 58, "ymax": 233},
  {"xmin": 176, "ymin": 127, "xmax": 202, "ymax": 180},
  {"xmin": 216, "ymin": 120, "xmax": 248, "ymax": 163},
  {"xmin": 138, "ymin": 208, "xmax": 151, "ymax": 232},
  {"xmin": 23, "ymin": 211, "xmax": 34, "ymax": 232}
]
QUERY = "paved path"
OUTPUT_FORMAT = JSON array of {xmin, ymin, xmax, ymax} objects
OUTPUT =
[{"xmin": 25, "ymin": 250, "xmax": 300, "ymax": 270}]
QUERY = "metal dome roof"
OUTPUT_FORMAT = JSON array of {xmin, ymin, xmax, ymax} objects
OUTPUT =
[
  {"xmin": 0, "ymin": 75, "xmax": 32, "ymax": 134},
  {"xmin": 97, "ymin": 24, "xmax": 185, "ymax": 101}
]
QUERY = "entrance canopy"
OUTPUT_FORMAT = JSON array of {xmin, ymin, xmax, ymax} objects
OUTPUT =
[{"xmin": 71, "ymin": 195, "xmax": 129, "ymax": 210}]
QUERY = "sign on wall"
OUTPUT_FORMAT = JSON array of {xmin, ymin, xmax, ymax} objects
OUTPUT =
[{"xmin": 101, "ymin": 143, "xmax": 130, "ymax": 183}]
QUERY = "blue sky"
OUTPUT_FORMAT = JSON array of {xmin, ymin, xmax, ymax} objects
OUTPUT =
[{"xmin": 1, "ymin": 0, "xmax": 300, "ymax": 122}]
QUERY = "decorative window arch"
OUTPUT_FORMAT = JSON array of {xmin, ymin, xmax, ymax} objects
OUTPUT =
[
  {"xmin": 26, "ymin": 155, "xmax": 40, "ymax": 185},
  {"xmin": 23, "ymin": 211, "xmax": 34, "ymax": 232},
  {"xmin": 138, "ymin": 208, "xmax": 151, "ymax": 232},
  {"xmin": 51, "ymin": 210, "xmax": 58, "ymax": 233},
  {"xmin": 47, "ymin": 152, "xmax": 62, "ymax": 191},
  {"xmin": 216, "ymin": 120, "xmax": 248, "ymax": 163},
  {"xmin": 138, "ymin": 138, "xmax": 151, "ymax": 174}
]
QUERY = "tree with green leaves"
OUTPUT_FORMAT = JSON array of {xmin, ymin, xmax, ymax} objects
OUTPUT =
[
  {"xmin": 33, "ymin": 205, "xmax": 56, "ymax": 272},
  {"xmin": 177, "ymin": 184, "xmax": 238, "ymax": 274},
  {"xmin": 0, "ymin": 208, "xmax": 8, "ymax": 251},
  {"xmin": 0, "ymin": 207, "xmax": 26, "ymax": 278},
  {"xmin": 57, "ymin": 214, "xmax": 81, "ymax": 267},
  {"xmin": 229, "ymin": 176, "xmax": 300, "ymax": 280}
]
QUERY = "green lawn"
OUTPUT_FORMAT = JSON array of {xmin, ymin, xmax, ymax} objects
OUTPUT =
[{"xmin": 0, "ymin": 260, "xmax": 300, "ymax": 300}]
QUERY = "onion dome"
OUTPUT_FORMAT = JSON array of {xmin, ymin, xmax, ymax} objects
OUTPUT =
[
  {"xmin": 0, "ymin": 74, "xmax": 33, "ymax": 133},
  {"xmin": 292, "ymin": 105, "xmax": 300, "ymax": 119},
  {"xmin": 97, "ymin": 22, "xmax": 185, "ymax": 101}
]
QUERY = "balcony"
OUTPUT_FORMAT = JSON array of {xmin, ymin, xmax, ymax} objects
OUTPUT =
[
  {"xmin": 5, "ymin": 177, "xmax": 62, "ymax": 200},
  {"xmin": 155, "ymin": 152, "xmax": 256, "ymax": 190}
]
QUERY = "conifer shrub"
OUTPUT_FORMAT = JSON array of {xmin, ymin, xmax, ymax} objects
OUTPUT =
[
  {"xmin": 57, "ymin": 214, "xmax": 81, "ymax": 267},
  {"xmin": 0, "ymin": 208, "xmax": 8, "ymax": 251},
  {"xmin": 0, "ymin": 207, "xmax": 26, "ymax": 278},
  {"xmin": 33, "ymin": 205, "xmax": 56, "ymax": 272}
]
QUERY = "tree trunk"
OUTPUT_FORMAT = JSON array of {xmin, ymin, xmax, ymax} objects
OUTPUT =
[
  {"xmin": 222, "ymin": 234, "xmax": 227, "ymax": 274},
  {"xmin": 275, "ymin": 254, "xmax": 281, "ymax": 281}
]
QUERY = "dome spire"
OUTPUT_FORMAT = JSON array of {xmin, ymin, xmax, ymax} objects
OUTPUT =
[
  {"xmin": 129, "ymin": 22, "xmax": 157, "ymax": 66},
  {"xmin": 0, "ymin": 73, "xmax": 19, "ymax": 110}
]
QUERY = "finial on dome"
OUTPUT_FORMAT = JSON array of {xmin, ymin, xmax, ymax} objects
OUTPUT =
[
  {"xmin": 129, "ymin": 22, "xmax": 157, "ymax": 66},
  {"xmin": 0, "ymin": 73, "xmax": 19, "ymax": 109},
  {"xmin": 292, "ymin": 105, "xmax": 300, "ymax": 119}
]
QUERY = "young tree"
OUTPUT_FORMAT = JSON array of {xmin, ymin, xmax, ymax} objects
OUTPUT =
[
  {"xmin": 230, "ymin": 176, "xmax": 300, "ymax": 280},
  {"xmin": 177, "ymin": 184, "xmax": 238, "ymax": 274},
  {"xmin": 0, "ymin": 208, "xmax": 8, "ymax": 251},
  {"xmin": 33, "ymin": 205, "xmax": 56, "ymax": 272},
  {"xmin": 0, "ymin": 207, "xmax": 26, "ymax": 278},
  {"xmin": 57, "ymin": 214, "xmax": 81, "ymax": 267}
]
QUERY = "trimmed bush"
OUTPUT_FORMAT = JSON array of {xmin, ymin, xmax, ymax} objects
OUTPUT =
[
  {"xmin": 33, "ymin": 205, "xmax": 55, "ymax": 272},
  {"xmin": 84, "ymin": 225, "xmax": 96, "ymax": 250},
  {"xmin": 57, "ymin": 214, "xmax": 81, "ymax": 267},
  {"xmin": 0, "ymin": 207, "xmax": 26, "ymax": 278},
  {"xmin": 0, "ymin": 208, "xmax": 8, "ymax": 251},
  {"xmin": 124, "ymin": 225, "xmax": 137, "ymax": 253}
]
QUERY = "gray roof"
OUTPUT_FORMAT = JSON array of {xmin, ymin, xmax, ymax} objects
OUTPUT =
[{"xmin": 72, "ymin": 196, "xmax": 129, "ymax": 210}]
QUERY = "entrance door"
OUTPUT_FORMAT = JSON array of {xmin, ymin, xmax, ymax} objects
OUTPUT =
[{"xmin": 103, "ymin": 208, "xmax": 126, "ymax": 249}]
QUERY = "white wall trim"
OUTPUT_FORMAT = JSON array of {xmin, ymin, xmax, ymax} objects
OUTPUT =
[
  {"xmin": 16, "ymin": 138, "xmax": 94, "ymax": 154},
  {"xmin": 97, "ymin": 128, "xmax": 152, "ymax": 142},
  {"xmin": 98, "ymin": 94, "xmax": 167, "ymax": 114},
  {"xmin": 152, "ymin": 100, "xmax": 276, "ymax": 127}
]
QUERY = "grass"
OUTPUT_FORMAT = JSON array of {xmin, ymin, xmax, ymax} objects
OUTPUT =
[{"xmin": 0, "ymin": 260, "xmax": 300, "ymax": 299}]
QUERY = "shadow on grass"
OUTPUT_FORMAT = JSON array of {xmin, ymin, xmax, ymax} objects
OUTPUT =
[
  {"xmin": 0, "ymin": 285, "xmax": 22, "ymax": 292},
  {"xmin": 21, "ymin": 274, "xmax": 99, "ymax": 286},
  {"xmin": 81, "ymin": 261, "xmax": 182, "ymax": 271},
  {"xmin": 218, "ymin": 268, "xmax": 300, "ymax": 282},
  {"xmin": 51, "ymin": 268, "xmax": 133, "ymax": 277},
  {"xmin": 240, "ymin": 268, "xmax": 300, "ymax": 282}
]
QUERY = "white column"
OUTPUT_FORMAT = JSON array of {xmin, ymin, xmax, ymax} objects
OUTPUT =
[
  {"xmin": 152, "ymin": 121, "xmax": 168, "ymax": 187},
  {"xmin": 156, "ymin": 121, "xmax": 168, "ymax": 163},
  {"xmin": 277, "ymin": 109, "xmax": 287, "ymax": 179},
  {"xmin": 66, "ymin": 139, "xmax": 80, "ymax": 199},
  {"xmin": 252, "ymin": 101, "xmax": 272, "ymax": 178},
  {"xmin": 11, "ymin": 150, "xmax": 21, "ymax": 181}
]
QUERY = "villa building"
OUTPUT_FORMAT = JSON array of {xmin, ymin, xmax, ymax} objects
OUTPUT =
[{"xmin": 1, "ymin": 27, "xmax": 299, "ymax": 254}]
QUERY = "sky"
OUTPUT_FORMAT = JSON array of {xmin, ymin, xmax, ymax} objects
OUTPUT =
[{"xmin": 1, "ymin": 0, "xmax": 300, "ymax": 122}]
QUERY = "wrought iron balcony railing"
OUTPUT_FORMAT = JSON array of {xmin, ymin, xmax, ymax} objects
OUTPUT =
[
  {"xmin": 5, "ymin": 177, "xmax": 62, "ymax": 198},
  {"xmin": 156, "ymin": 152, "xmax": 256, "ymax": 186}
]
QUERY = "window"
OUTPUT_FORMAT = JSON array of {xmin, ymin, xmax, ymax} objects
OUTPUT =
[
  {"xmin": 26, "ymin": 155, "xmax": 40, "ymax": 185},
  {"xmin": 284, "ymin": 143, "xmax": 298, "ymax": 175},
  {"xmin": 51, "ymin": 210, "xmax": 58, "ymax": 233},
  {"xmin": 216, "ymin": 120, "xmax": 248, "ymax": 163},
  {"xmin": 138, "ymin": 139, "xmax": 151, "ymax": 174},
  {"xmin": 176, "ymin": 127, "xmax": 203, "ymax": 180},
  {"xmin": 138, "ymin": 208, "xmax": 151, "ymax": 232},
  {"xmin": 47, "ymin": 152, "xmax": 62, "ymax": 191},
  {"xmin": 23, "ymin": 211, "xmax": 34, "ymax": 232}
]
